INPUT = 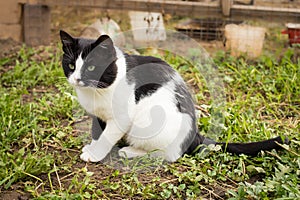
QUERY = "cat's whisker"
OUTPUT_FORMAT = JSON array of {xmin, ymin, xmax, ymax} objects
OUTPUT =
[{"xmin": 85, "ymin": 79, "xmax": 109, "ymax": 89}]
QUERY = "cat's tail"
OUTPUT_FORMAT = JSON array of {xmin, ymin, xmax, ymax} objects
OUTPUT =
[{"xmin": 200, "ymin": 135, "xmax": 289, "ymax": 156}]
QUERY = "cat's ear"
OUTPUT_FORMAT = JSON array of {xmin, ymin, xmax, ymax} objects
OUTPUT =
[
  {"xmin": 92, "ymin": 35, "xmax": 114, "ymax": 49},
  {"xmin": 86, "ymin": 34, "xmax": 116, "ymax": 62},
  {"xmin": 60, "ymin": 30, "xmax": 75, "ymax": 47}
]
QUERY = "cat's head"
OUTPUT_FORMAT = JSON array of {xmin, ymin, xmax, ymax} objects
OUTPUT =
[{"xmin": 60, "ymin": 30, "xmax": 117, "ymax": 89}]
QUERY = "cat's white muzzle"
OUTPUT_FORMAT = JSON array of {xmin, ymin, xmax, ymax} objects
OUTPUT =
[{"xmin": 69, "ymin": 76, "xmax": 85, "ymax": 87}]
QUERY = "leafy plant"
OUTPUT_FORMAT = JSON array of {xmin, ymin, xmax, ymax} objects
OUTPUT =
[{"xmin": 0, "ymin": 44, "xmax": 299, "ymax": 199}]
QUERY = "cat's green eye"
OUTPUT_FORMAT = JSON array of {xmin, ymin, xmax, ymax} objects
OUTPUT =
[
  {"xmin": 87, "ymin": 65, "xmax": 96, "ymax": 71},
  {"xmin": 69, "ymin": 64, "xmax": 75, "ymax": 70}
]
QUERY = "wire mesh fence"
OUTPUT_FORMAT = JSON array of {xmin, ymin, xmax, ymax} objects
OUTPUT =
[{"xmin": 32, "ymin": 0, "xmax": 297, "ymax": 57}]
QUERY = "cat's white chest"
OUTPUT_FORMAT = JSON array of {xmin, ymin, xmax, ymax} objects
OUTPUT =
[{"xmin": 75, "ymin": 87, "xmax": 112, "ymax": 121}]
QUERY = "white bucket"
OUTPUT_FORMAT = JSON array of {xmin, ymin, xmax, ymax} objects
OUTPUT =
[{"xmin": 225, "ymin": 24, "xmax": 266, "ymax": 58}]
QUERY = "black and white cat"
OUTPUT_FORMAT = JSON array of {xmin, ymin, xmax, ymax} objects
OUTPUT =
[{"xmin": 60, "ymin": 30, "xmax": 288, "ymax": 162}]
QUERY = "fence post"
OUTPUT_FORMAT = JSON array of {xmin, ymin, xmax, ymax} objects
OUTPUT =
[
  {"xmin": 221, "ymin": 0, "xmax": 233, "ymax": 17},
  {"xmin": 23, "ymin": 4, "xmax": 51, "ymax": 46}
]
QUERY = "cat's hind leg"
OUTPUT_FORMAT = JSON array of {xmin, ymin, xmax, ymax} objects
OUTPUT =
[{"xmin": 118, "ymin": 146, "xmax": 147, "ymax": 158}]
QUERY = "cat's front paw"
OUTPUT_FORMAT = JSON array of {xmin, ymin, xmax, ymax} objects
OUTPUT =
[
  {"xmin": 80, "ymin": 143, "xmax": 104, "ymax": 162},
  {"xmin": 82, "ymin": 144, "xmax": 90, "ymax": 153},
  {"xmin": 80, "ymin": 151, "xmax": 100, "ymax": 162},
  {"xmin": 82, "ymin": 140, "xmax": 96, "ymax": 153}
]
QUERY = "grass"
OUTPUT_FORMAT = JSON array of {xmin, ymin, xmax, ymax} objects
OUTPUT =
[{"xmin": 0, "ymin": 44, "xmax": 299, "ymax": 199}]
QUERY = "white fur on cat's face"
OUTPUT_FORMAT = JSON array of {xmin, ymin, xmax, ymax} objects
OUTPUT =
[{"xmin": 68, "ymin": 54, "xmax": 85, "ymax": 87}]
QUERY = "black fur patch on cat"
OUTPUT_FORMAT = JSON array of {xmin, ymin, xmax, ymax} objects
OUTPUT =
[
  {"xmin": 134, "ymin": 83, "xmax": 161, "ymax": 103},
  {"xmin": 91, "ymin": 116, "xmax": 106, "ymax": 140},
  {"xmin": 81, "ymin": 60, "xmax": 118, "ymax": 89},
  {"xmin": 125, "ymin": 54, "xmax": 175, "ymax": 103},
  {"xmin": 174, "ymin": 84, "xmax": 194, "ymax": 115}
]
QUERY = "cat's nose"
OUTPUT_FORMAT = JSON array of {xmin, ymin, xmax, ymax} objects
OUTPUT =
[
  {"xmin": 74, "ymin": 78, "xmax": 84, "ymax": 86},
  {"xmin": 75, "ymin": 78, "xmax": 82, "ymax": 83},
  {"xmin": 73, "ymin": 77, "xmax": 82, "ymax": 85}
]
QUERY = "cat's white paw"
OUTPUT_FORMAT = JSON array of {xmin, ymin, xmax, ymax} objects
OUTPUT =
[
  {"xmin": 80, "ymin": 143, "xmax": 105, "ymax": 162},
  {"xmin": 80, "ymin": 151, "xmax": 100, "ymax": 162},
  {"xmin": 82, "ymin": 144, "xmax": 89, "ymax": 153},
  {"xmin": 82, "ymin": 140, "xmax": 96, "ymax": 153}
]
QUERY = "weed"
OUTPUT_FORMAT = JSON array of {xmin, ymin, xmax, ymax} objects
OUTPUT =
[{"xmin": 0, "ymin": 45, "xmax": 299, "ymax": 199}]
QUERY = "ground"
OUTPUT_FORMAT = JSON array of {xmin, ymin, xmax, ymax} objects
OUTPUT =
[{"xmin": 0, "ymin": 4, "xmax": 299, "ymax": 200}]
